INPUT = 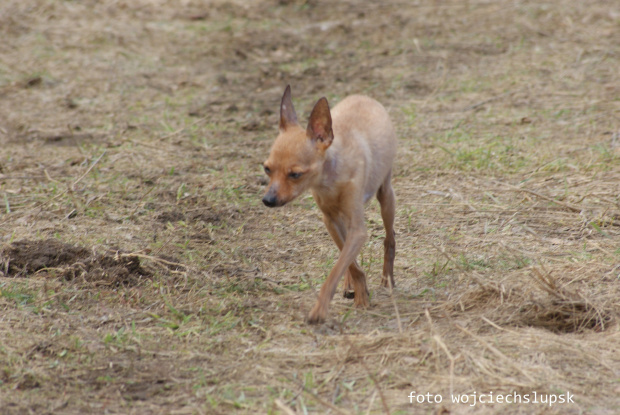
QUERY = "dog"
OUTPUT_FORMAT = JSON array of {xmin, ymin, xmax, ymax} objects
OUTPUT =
[{"xmin": 262, "ymin": 85, "xmax": 397, "ymax": 324}]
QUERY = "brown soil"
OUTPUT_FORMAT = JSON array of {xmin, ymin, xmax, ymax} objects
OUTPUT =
[{"xmin": 2, "ymin": 239, "xmax": 150, "ymax": 285}]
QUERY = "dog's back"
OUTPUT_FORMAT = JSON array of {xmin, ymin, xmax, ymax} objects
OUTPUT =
[{"xmin": 329, "ymin": 95, "xmax": 397, "ymax": 202}]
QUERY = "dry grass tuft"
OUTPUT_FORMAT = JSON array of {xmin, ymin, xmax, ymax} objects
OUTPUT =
[{"xmin": 518, "ymin": 267, "xmax": 614, "ymax": 333}]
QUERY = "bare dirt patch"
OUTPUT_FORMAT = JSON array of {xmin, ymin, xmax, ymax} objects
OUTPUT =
[{"xmin": 1, "ymin": 239, "xmax": 150, "ymax": 285}]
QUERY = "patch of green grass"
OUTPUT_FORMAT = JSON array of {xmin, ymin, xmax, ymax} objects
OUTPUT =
[
  {"xmin": 281, "ymin": 280, "xmax": 311, "ymax": 292},
  {"xmin": 459, "ymin": 254, "xmax": 492, "ymax": 271},
  {"xmin": 96, "ymin": 375, "xmax": 116, "ymax": 384},
  {"xmin": 439, "ymin": 136, "xmax": 528, "ymax": 172},
  {"xmin": 103, "ymin": 326, "xmax": 129, "ymax": 347},
  {"xmin": 360, "ymin": 242, "xmax": 381, "ymax": 275},
  {"xmin": 537, "ymin": 157, "xmax": 570, "ymax": 172},
  {"xmin": 423, "ymin": 259, "xmax": 451, "ymax": 283},
  {"xmin": 589, "ymin": 221, "xmax": 609, "ymax": 237},
  {"xmin": 591, "ymin": 142, "xmax": 617, "ymax": 164},
  {"xmin": 216, "ymin": 386, "xmax": 249, "ymax": 409},
  {"xmin": 401, "ymin": 103, "xmax": 417, "ymax": 126},
  {"xmin": 205, "ymin": 310, "xmax": 240, "ymax": 336},
  {"xmin": 498, "ymin": 253, "xmax": 531, "ymax": 270},
  {"xmin": 0, "ymin": 282, "xmax": 36, "ymax": 308}
]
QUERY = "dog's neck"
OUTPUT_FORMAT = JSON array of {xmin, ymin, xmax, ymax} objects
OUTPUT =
[{"xmin": 320, "ymin": 150, "xmax": 339, "ymax": 185}]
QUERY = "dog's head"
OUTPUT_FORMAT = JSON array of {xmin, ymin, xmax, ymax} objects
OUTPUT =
[{"xmin": 262, "ymin": 85, "xmax": 334, "ymax": 208}]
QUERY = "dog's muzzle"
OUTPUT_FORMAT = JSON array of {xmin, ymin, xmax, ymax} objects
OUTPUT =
[{"xmin": 262, "ymin": 194, "xmax": 278, "ymax": 207}]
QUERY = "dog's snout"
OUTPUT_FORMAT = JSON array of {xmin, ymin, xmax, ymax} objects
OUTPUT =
[{"xmin": 262, "ymin": 194, "xmax": 278, "ymax": 207}]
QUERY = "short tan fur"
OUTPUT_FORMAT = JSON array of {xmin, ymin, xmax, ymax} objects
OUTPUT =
[{"xmin": 263, "ymin": 85, "xmax": 397, "ymax": 324}]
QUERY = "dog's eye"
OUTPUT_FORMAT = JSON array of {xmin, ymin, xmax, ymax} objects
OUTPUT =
[
  {"xmin": 289, "ymin": 172, "xmax": 302, "ymax": 179},
  {"xmin": 264, "ymin": 166, "xmax": 271, "ymax": 175}
]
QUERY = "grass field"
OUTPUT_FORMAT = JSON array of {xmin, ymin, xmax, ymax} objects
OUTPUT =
[{"xmin": 1, "ymin": 0, "xmax": 619, "ymax": 414}]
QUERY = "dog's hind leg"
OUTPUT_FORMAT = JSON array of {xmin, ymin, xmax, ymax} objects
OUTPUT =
[{"xmin": 377, "ymin": 171, "xmax": 396, "ymax": 288}]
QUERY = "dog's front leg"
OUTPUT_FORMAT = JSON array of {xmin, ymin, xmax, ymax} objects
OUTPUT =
[
  {"xmin": 323, "ymin": 215, "xmax": 365, "ymax": 299},
  {"xmin": 307, "ymin": 213, "xmax": 368, "ymax": 324}
]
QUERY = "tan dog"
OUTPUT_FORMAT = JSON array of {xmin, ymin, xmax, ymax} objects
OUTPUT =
[{"xmin": 262, "ymin": 85, "xmax": 397, "ymax": 324}]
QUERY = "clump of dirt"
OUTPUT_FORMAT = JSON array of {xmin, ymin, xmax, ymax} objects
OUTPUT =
[
  {"xmin": 1, "ymin": 239, "xmax": 150, "ymax": 286},
  {"xmin": 517, "ymin": 268, "xmax": 614, "ymax": 333},
  {"xmin": 2, "ymin": 239, "xmax": 90, "ymax": 274},
  {"xmin": 518, "ymin": 299, "xmax": 612, "ymax": 333},
  {"xmin": 447, "ymin": 270, "xmax": 614, "ymax": 334}
]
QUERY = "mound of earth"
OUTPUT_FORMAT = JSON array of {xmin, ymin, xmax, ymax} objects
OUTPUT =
[{"xmin": 1, "ymin": 239, "xmax": 150, "ymax": 285}]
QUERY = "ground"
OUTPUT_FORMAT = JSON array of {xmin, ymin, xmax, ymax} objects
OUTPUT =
[{"xmin": 0, "ymin": 0, "xmax": 619, "ymax": 414}]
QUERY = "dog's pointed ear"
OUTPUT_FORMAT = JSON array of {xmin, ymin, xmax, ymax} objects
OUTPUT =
[
  {"xmin": 306, "ymin": 97, "xmax": 333, "ymax": 151},
  {"xmin": 279, "ymin": 85, "xmax": 298, "ymax": 131}
]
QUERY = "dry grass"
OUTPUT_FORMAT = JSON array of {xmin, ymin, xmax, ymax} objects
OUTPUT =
[{"xmin": 1, "ymin": 0, "xmax": 619, "ymax": 413}]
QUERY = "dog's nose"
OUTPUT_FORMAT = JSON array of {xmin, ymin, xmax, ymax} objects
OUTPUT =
[{"xmin": 262, "ymin": 195, "xmax": 277, "ymax": 207}]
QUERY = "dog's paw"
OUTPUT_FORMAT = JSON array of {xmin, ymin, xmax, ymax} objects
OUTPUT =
[
  {"xmin": 343, "ymin": 290, "xmax": 355, "ymax": 299},
  {"xmin": 306, "ymin": 303, "xmax": 327, "ymax": 324},
  {"xmin": 353, "ymin": 290, "xmax": 370, "ymax": 308},
  {"xmin": 380, "ymin": 276, "xmax": 395, "ymax": 289}
]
